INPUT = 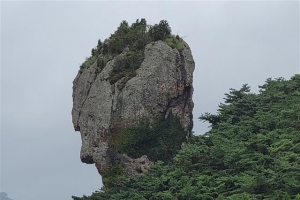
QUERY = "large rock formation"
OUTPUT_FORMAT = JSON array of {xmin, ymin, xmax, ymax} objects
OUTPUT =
[{"xmin": 72, "ymin": 39, "xmax": 195, "ymax": 178}]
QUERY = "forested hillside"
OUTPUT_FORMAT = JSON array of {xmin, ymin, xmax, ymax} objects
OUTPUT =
[{"xmin": 72, "ymin": 75, "xmax": 300, "ymax": 200}]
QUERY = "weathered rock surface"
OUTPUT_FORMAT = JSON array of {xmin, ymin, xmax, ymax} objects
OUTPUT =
[{"xmin": 72, "ymin": 40, "xmax": 195, "ymax": 177}]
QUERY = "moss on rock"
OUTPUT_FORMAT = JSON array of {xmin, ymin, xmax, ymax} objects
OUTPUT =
[{"xmin": 109, "ymin": 114, "xmax": 187, "ymax": 163}]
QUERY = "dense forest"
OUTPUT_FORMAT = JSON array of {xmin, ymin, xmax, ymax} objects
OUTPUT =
[{"xmin": 72, "ymin": 75, "xmax": 300, "ymax": 199}]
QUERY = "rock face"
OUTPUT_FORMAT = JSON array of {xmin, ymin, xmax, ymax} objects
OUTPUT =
[{"xmin": 72, "ymin": 40, "xmax": 195, "ymax": 177}]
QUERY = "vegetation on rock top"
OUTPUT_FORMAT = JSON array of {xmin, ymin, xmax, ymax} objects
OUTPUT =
[
  {"xmin": 78, "ymin": 19, "xmax": 186, "ymax": 90},
  {"xmin": 72, "ymin": 74, "xmax": 300, "ymax": 199}
]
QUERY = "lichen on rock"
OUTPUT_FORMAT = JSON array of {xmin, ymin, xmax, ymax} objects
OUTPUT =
[{"xmin": 72, "ymin": 19, "xmax": 195, "ymax": 183}]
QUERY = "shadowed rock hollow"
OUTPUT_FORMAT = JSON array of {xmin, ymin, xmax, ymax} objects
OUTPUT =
[{"xmin": 72, "ymin": 20, "xmax": 195, "ymax": 180}]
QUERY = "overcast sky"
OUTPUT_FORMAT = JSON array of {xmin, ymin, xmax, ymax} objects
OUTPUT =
[{"xmin": 1, "ymin": 1, "xmax": 299, "ymax": 200}]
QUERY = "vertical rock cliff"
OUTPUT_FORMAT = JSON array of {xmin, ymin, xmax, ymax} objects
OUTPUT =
[{"xmin": 72, "ymin": 20, "xmax": 195, "ymax": 180}]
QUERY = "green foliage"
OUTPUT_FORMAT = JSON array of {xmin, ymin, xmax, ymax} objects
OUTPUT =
[
  {"xmin": 79, "ymin": 55, "xmax": 98, "ymax": 73},
  {"xmin": 78, "ymin": 19, "xmax": 179, "ymax": 80},
  {"xmin": 102, "ymin": 19, "xmax": 149, "ymax": 56},
  {"xmin": 96, "ymin": 57, "xmax": 105, "ymax": 73},
  {"xmin": 105, "ymin": 19, "xmax": 149, "ymax": 86},
  {"xmin": 73, "ymin": 75, "xmax": 300, "ymax": 200},
  {"xmin": 164, "ymin": 35, "xmax": 186, "ymax": 51},
  {"xmin": 148, "ymin": 20, "xmax": 172, "ymax": 41},
  {"xmin": 101, "ymin": 164, "xmax": 126, "ymax": 189},
  {"xmin": 109, "ymin": 114, "xmax": 187, "ymax": 163},
  {"xmin": 96, "ymin": 54, "xmax": 114, "ymax": 74},
  {"xmin": 103, "ymin": 54, "xmax": 113, "ymax": 64},
  {"xmin": 108, "ymin": 51, "xmax": 142, "ymax": 86}
]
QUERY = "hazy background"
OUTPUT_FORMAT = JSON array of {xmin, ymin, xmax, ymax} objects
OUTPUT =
[{"xmin": 1, "ymin": 1, "xmax": 299, "ymax": 200}]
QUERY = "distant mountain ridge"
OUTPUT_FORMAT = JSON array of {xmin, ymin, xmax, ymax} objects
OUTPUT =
[{"xmin": 0, "ymin": 192, "xmax": 14, "ymax": 200}]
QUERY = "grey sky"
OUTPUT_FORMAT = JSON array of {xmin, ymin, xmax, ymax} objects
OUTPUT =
[{"xmin": 1, "ymin": 1, "xmax": 299, "ymax": 200}]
